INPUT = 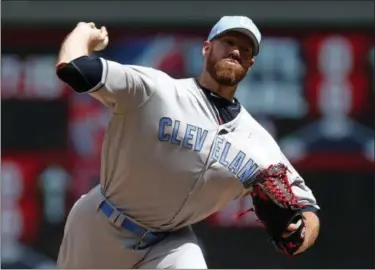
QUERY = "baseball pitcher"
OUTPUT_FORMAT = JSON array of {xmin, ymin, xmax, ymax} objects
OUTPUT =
[{"xmin": 55, "ymin": 16, "xmax": 320, "ymax": 269}]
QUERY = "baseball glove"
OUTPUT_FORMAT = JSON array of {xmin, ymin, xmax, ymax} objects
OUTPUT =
[{"xmin": 238, "ymin": 163, "xmax": 306, "ymax": 256}]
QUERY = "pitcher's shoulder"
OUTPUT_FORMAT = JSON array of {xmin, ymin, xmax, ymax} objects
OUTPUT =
[
  {"xmin": 174, "ymin": 77, "xmax": 196, "ymax": 86},
  {"xmin": 174, "ymin": 77, "xmax": 205, "ymax": 95},
  {"xmin": 239, "ymin": 108, "xmax": 276, "ymax": 139},
  {"xmin": 238, "ymin": 107, "xmax": 259, "ymax": 126},
  {"xmin": 120, "ymin": 64, "xmax": 174, "ymax": 81}
]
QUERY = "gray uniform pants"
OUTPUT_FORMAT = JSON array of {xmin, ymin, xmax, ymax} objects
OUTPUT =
[{"xmin": 56, "ymin": 185, "xmax": 207, "ymax": 269}]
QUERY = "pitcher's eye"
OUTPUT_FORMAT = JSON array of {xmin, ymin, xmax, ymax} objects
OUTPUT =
[{"xmin": 224, "ymin": 39, "xmax": 234, "ymax": 46}]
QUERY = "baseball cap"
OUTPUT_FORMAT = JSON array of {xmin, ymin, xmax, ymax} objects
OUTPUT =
[{"xmin": 208, "ymin": 16, "xmax": 261, "ymax": 56}]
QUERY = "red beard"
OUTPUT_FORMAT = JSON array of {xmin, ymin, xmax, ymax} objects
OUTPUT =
[{"xmin": 207, "ymin": 53, "xmax": 247, "ymax": 86}]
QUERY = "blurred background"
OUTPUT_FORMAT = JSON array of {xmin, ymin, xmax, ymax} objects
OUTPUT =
[{"xmin": 1, "ymin": 0, "xmax": 374, "ymax": 269}]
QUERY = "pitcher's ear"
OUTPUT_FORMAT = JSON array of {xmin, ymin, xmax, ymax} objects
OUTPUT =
[{"xmin": 202, "ymin": 40, "xmax": 211, "ymax": 57}]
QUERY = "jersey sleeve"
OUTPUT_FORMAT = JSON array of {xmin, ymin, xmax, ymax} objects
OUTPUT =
[
  {"xmin": 91, "ymin": 58, "xmax": 168, "ymax": 113},
  {"xmin": 240, "ymin": 114, "xmax": 319, "ymax": 211},
  {"xmin": 278, "ymin": 150, "xmax": 320, "ymax": 210}
]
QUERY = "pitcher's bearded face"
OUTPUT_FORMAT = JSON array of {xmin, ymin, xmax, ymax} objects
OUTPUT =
[{"xmin": 204, "ymin": 32, "xmax": 255, "ymax": 86}]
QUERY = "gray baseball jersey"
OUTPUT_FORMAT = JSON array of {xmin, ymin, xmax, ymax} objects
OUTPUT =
[{"xmin": 57, "ymin": 58, "xmax": 319, "ymax": 269}]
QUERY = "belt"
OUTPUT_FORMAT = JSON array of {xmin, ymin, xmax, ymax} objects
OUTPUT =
[{"xmin": 98, "ymin": 197, "xmax": 168, "ymax": 249}]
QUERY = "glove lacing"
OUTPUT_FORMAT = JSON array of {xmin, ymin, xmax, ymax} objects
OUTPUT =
[{"xmin": 234, "ymin": 164, "xmax": 302, "ymax": 220}]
